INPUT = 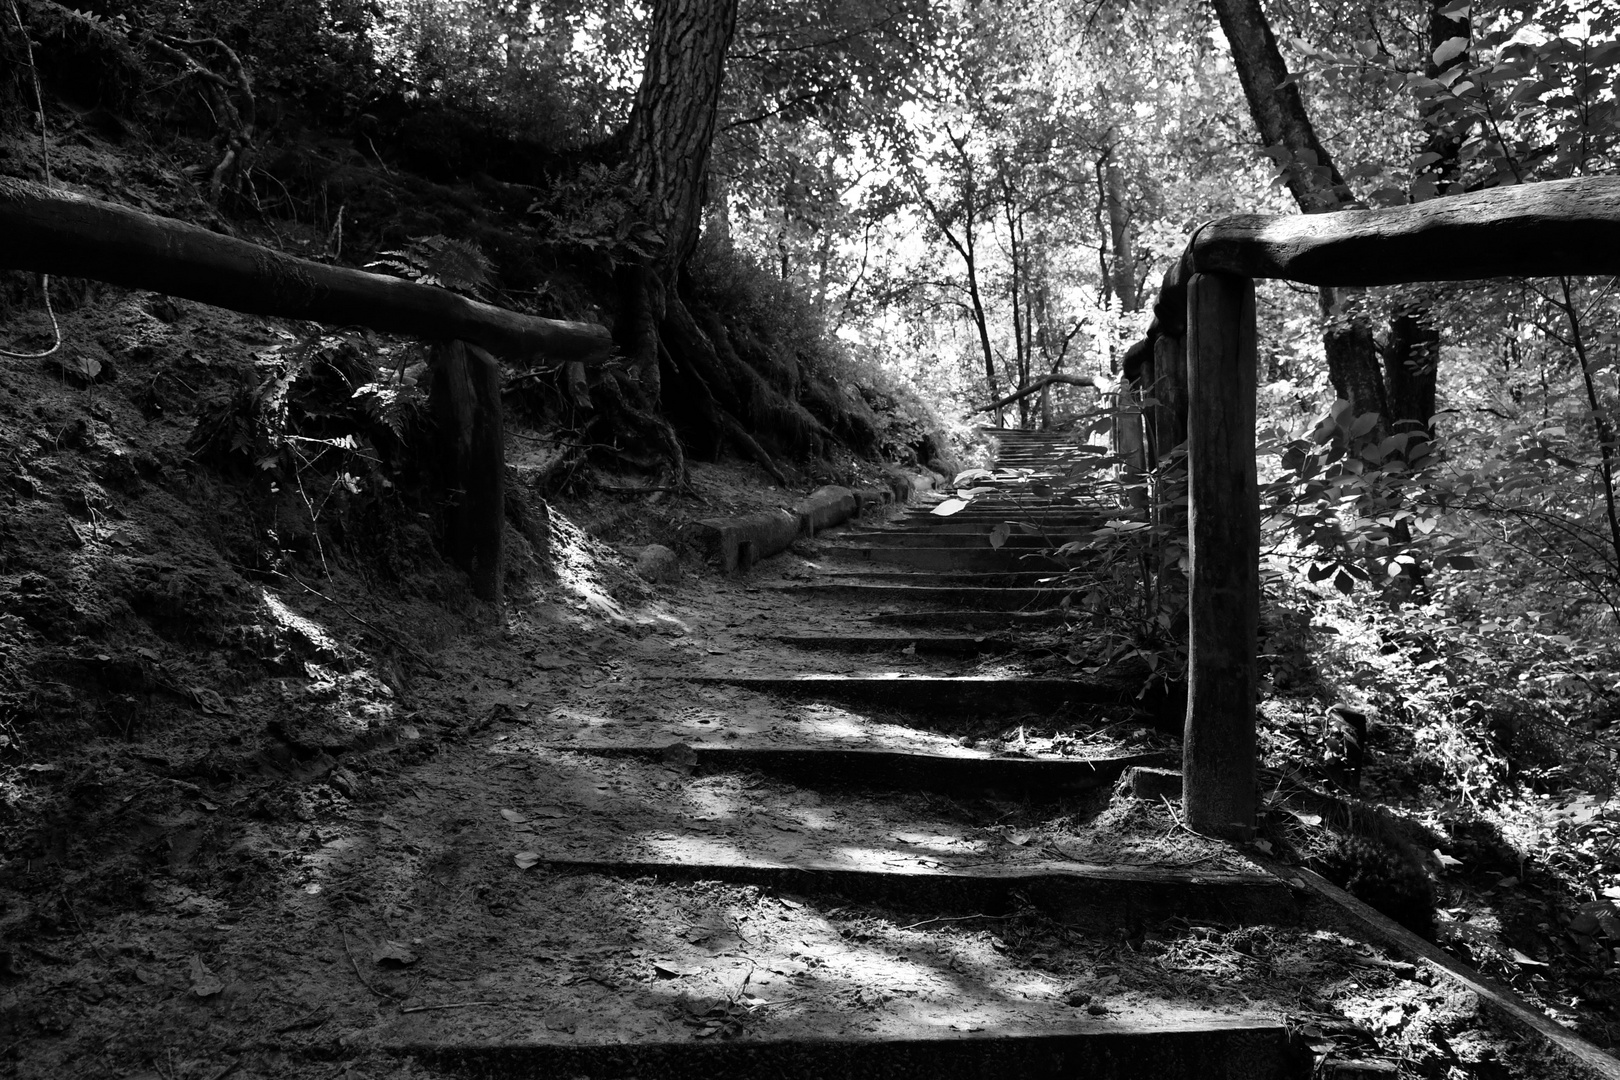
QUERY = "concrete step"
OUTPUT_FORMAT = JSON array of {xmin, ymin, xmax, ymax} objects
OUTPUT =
[
  {"xmin": 390, "ymin": 1020, "xmax": 1309, "ymax": 1080},
  {"xmin": 556, "ymin": 742, "xmax": 1169, "ymax": 798},
  {"xmin": 775, "ymin": 632, "xmax": 1021, "ymax": 653},
  {"xmin": 507, "ymin": 854, "xmax": 1300, "ymax": 933},
  {"xmin": 692, "ymin": 674, "xmax": 1120, "ymax": 713},
  {"xmin": 769, "ymin": 583, "xmax": 1074, "ymax": 609}
]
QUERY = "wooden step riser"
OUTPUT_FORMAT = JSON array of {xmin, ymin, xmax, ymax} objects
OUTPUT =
[
  {"xmin": 817, "ymin": 571, "xmax": 1070, "ymax": 587},
  {"xmin": 776, "ymin": 633, "xmax": 1020, "ymax": 653},
  {"xmin": 774, "ymin": 584, "xmax": 1074, "ymax": 609},
  {"xmin": 393, "ymin": 1025, "xmax": 1310, "ymax": 1080},
  {"xmin": 526, "ymin": 859, "xmax": 1300, "ymax": 933},
  {"xmin": 562, "ymin": 743, "xmax": 1171, "ymax": 799},
  {"xmin": 698, "ymin": 675, "xmax": 1125, "ymax": 713},
  {"xmin": 836, "ymin": 533, "xmax": 1087, "ymax": 548},
  {"xmin": 823, "ymin": 547, "xmax": 1078, "ymax": 571},
  {"xmin": 866, "ymin": 610, "xmax": 1073, "ymax": 628}
]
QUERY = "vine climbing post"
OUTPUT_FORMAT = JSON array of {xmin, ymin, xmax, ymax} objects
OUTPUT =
[{"xmin": 1183, "ymin": 272, "xmax": 1259, "ymax": 840}]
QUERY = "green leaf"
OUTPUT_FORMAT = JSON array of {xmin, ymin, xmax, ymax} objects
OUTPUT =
[
  {"xmin": 1433, "ymin": 36, "xmax": 1469, "ymax": 67},
  {"xmin": 989, "ymin": 522, "xmax": 1012, "ymax": 549},
  {"xmin": 931, "ymin": 498, "xmax": 968, "ymax": 517}
]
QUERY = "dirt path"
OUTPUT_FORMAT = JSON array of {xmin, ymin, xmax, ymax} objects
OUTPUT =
[{"xmin": 8, "ymin": 430, "xmax": 1575, "ymax": 1080}]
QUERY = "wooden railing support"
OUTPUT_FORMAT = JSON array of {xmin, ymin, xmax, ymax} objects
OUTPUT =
[
  {"xmin": 1149, "ymin": 332, "xmax": 1188, "ymax": 463},
  {"xmin": 430, "ymin": 341, "xmax": 507, "ymax": 603},
  {"xmin": 1184, "ymin": 272, "xmax": 1259, "ymax": 840}
]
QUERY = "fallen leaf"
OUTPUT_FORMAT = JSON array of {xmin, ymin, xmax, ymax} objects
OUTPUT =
[
  {"xmin": 1007, "ymin": 831, "xmax": 1033, "ymax": 847},
  {"xmin": 1433, "ymin": 850, "xmax": 1464, "ymax": 871},
  {"xmin": 514, "ymin": 851, "xmax": 542, "ymax": 870},
  {"xmin": 373, "ymin": 941, "xmax": 419, "ymax": 968},
  {"xmin": 189, "ymin": 955, "xmax": 224, "ymax": 998},
  {"xmin": 1509, "ymin": 948, "xmax": 1549, "ymax": 967},
  {"xmin": 500, "ymin": 809, "xmax": 528, "ymax": 824},
  {"xmin": 189, "ymin": 687, "xmax": 228, "ymax": 715},
  {"xmin": 528, "ymin": 806, "xmax": 568, "ymax": 819},
  {"xmin": 653, "ymin": 960, "xmax": 703, "ymax": 978}
]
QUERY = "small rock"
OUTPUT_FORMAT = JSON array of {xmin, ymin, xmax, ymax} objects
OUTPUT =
[
  {"xmin": 1065, "ymin": 990, "xmax": 1093, "ymax": 1007},
  {"xmin": 635, "ymin": 544, "xmax": 680, "ymax": 584}
]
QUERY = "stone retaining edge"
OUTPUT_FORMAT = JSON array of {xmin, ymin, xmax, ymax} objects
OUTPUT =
[{"xmin": 681, "ymin": 468, "xmax": 934, "ymax": 574}]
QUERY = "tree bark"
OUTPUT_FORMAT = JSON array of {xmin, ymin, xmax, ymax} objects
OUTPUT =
[
  {"xmin": 1382, "ymin": 0, "xmax": 1465, "ymax": 439},
  {"xmin": 1105, "ymin": 159, "xmax": 1139, "ymax": 310},
  {"xmin": 1385, "ymin": 305, "xmax": 1439, "ymax": 434},
  {"xmin": 0, "ymin": 177, "xmax": 611, "ymax": 362},
  {"xmin": 629, "ymin": 0, "xmax": 738, "ymax": 277},
  {"xmin": 621, "ymin": 0, "xmax": 741, "ymax": 397},
  {"xmin": 1210, "ymin": 0, "xmax": 1385, "ymax": 424}
]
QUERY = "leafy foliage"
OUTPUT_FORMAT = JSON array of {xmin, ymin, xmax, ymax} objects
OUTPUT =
[
  {"xmin": 187, "ymin": 330, "xmax": 428, "ymax": 572},
  {"xmin": 366, "ymin": 235, "xmax": 496, "ymax": 300},
  {"xmin": 526, "ymin": 162, "xmax": 663, "ymax": 272}
]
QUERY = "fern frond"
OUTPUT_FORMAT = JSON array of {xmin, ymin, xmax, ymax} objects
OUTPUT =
[{"xmin": 366, "ymin": 235, "xmax": 495, "ymax": 299}]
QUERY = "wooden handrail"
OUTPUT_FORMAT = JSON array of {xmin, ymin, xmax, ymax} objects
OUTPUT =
[
  {"xmin": 1121, "ymin": 174, "xmax": 1620, "ymax": 841},
  {"xmin": 0, "ymin": 177, "xmax": 612, "ymax": 362},
  {"xmin": 1191, "ymin": 176, "xmax": 1620, "ymax": 286}
]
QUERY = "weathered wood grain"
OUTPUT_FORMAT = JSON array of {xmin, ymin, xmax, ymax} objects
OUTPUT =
[
  {"xmin": 1193, "ymin": 176, "xmax": 1620, "ymax": 285},
  {"xmin": 1184, "ymin": 273, "xmax": 1259, "ymax": 840},
  {"xmin": 0, "ymin": 177, "xmax": 611, "ymax": 360}
]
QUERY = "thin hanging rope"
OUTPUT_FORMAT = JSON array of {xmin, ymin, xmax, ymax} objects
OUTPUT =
[{"xmin": 1, "ymin": 0, "xmax": 62, "ymax": 360}]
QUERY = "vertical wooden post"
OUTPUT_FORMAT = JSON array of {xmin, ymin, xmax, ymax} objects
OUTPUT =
[
  {"xmin": 1151, "ymin": 332, "xmax": 1188, "ymax": 461},
  {"xmin": 1183, "ymin": 273, "xmax": 1258, "ymax": 840},
  {"xmin": 1114, "ymin": 385, "xmax": 1150, "ymax": 510},
  {"xmin": 430, "ymin": 339, "xmax": 506, "ymax": 603}
]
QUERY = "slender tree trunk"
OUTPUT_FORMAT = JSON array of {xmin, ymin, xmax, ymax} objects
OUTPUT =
[
  {"xmin": 1003, "ymin": 189, "xmax": 1029, "ymax": 428},
  {"xmin": 1383, "ymin": 0, "xmax": 1465, "ymax": 438},
  {"xmin": 954, "ymin": 142, "xmax": 1001, "ymax": 425},
  {"xmin": 1105, "ymin": 159, "xmax": 1139, "ymax": 311},
  {"xmin": 1211, "ymin": 0, "xmax": 1386, "ymax": 426}
]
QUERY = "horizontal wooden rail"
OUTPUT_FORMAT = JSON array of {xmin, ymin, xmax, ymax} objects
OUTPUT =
[
  {"xmin": 0, "ymin": 177, "xmax": 612, "ymax": 361},
  {"xmin": 1190, "ymin": 176, "xmax": 1620, "ymax": 286},
  {"xmin": 1116, "ymin": 174, "xmax": 1620, "ymax": 840}
]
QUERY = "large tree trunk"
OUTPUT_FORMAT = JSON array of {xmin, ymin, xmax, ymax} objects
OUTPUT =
[
  {"xmin": 1210, "ymin": 0, "xmax": 1387, "ymax": 427},
  {"xmin": 620, "ymin": 0, "xmax": 740, "ymax": 400}
]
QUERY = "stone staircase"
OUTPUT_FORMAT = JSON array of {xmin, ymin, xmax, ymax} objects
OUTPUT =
[{"xmin": 379, "ymin": 428, "xmax": 1313, "ymax": 1078}]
